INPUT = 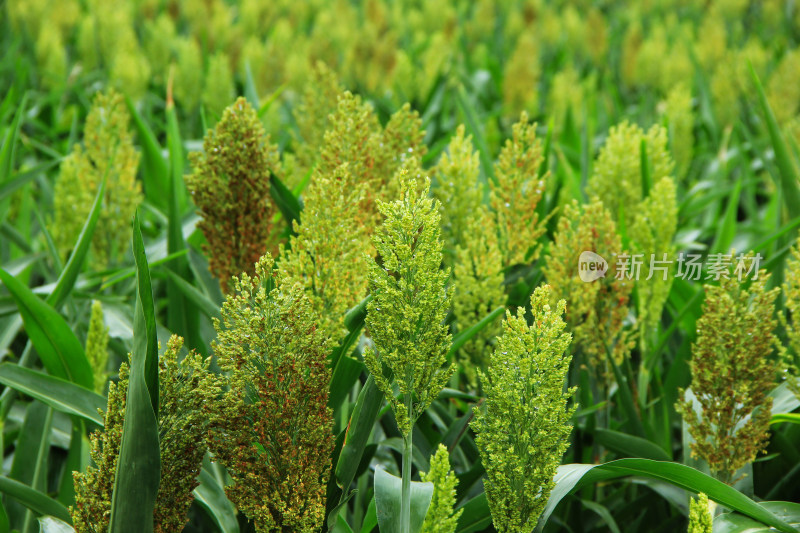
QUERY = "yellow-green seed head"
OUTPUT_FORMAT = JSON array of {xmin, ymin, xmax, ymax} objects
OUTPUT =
[
  {"xmin": 629, "ymin": 177, "xmax": 678, "ymax": 336},
  {"xmin": 688, "ymin": 493, "xmax": 713, "ymax": 533},
  {"xmin": 209, "ymin": 254, "xmax": 333, "ymax": 532},
  {"xmin": 86, "ymin": 301, "xmax": 109, "ymax": 394},
  {"xmin": 51, "ymin": 89, "xmax": 142, "ymax": 269},
  {"xmin": 587, "ymin": 121, "xmax": 674, "ymax": 230},
  {"xmin": 421, "ymin": 444, "xmax": 462, "ymax": 533},
  {"xmin": 364, "ymin": 173, "xmax": 454, "ymax": 436},
  {"xmin": 472, "ymin": 285, "xmax": 575, "ymax": 532},
  {"xmin": 544, "ymin": 199, "xmax": 634, "ymax": 372},
  {"xmin": 677, "ymin": 264, "xmax": 780, "ymax": 484},
  {"xmin": 490, "ymin": 112, "xmax": 549, "ymax": 267}
]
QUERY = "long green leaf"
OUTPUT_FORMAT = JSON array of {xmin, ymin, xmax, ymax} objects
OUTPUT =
[
  {"xmin": 749, "ymin": 63, "xmax": 800, "ymax": 220},
  {"xmin": 193, "ymin": 465, "xmax": 239, "ymax": 533},
  {"xmin": 594, "ymin": 429, "xmax": 671, "ymax": 461},
  {"xmin": 716, "ymin": 501, "xmax": 800, "ymax": 532},
  {"xmin": 448, "ymin": 306, "xmax": 505, "ymax": 359},
  {"xmin": 0, "ymin": 364, "xmax": 104, "ymax": 426},
  {"xmin": 329, "ymin": 298, "xmax": 370, "ymax": 410},
  {"xmin": 257, "ymin": 83, "xmax": 287, "ymax": 119},
  {"xmin": 374, "ymin": 468, "xmax": 433, "ymax": 533},
  {"xmin": 163, "ymin": 270, "xmax": 220, "ymax": 320},
  {"xmin": 360, "ymin": 498, "xmax": 378, "ymax": 533},
  {"xmin": 455, "ymin": 493, "xmax": 491, "ymax": 533},
  {"xmin": 132, "ymin": 211, "xmax": 159, "ymax": 413},
  {"xmin": 712, "ymin": 176, "xmax": 742, "ymax": 254},
  {"xmin": 537, "ymin": 459, "xmax": 798, "ymax": 533},
  {"xmin": 98, "ymin": 249, "xmax": 188, "ymax": 291},
  {"xmin": 771, "ymin": 413, "xmax": 800, "ymax": 425},
  {"xmin": 605, "ymin": 344, "xmax": 647, "ymax": 438},
  {"xmin": 0, "ymin": 93, "xmax": 26, "ymax": 185},
  {"xmin": 336, "ymin": 376, "xmax": 383, "ymax": 493},
  {"xmin": 165, "ymin": 100, "xmax": 198, "ymax": 348},
  {"xmin": 0, "ymin": 160, "xmax": 60, "ymax": 203},
  {"xmin": 8, "ymin": 402, "xmax": 52, "ymax": 532},
  {"xmin": 582, "ymin": 500, "xmax": 622, "ymax": 533},
  {"xmin": 269, "ymin": 172, "xmax": 303, "ymax": 232},
  {"xmin": 38, "ymin": 516, "xmax": 74, "ymax": 533},
  {"xmin": 0, "ymin": 477, "xmax": 71, "ymax": 525},
  {"xmin": 107, "ymin": 212, "xmax": 161, "ymax": 533},
  {"xmin": 329, "ymin": 355, "xmax": 364, "ymax": 411},
  {"xmin": 126, "ymin": 97, "xmax": 168, "ymax": 211},
  {"xmin": 0, "ymin": 269, "xmax": 93, "ymax": 389}
]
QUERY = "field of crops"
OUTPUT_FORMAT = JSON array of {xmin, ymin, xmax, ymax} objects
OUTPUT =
[{"xmin": 1, "ymin": 1, "xmax": 800, "ymax": 532}]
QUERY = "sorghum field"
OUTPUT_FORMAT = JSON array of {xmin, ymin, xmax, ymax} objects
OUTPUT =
[{"xmin": 1, "ymin": 1, "xmax": 800, "ymax": 532}]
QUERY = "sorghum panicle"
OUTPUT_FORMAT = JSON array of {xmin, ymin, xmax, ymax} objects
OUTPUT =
[
  {"xmin": 186, "ymin": 97, "xmax": 282, "ymax": 293},
  {"xmin": 86, "ymin": 300, "xmax": 110, "ymax": 394},
  {"xmin": 688, "ymin": 493, "xmax": 713, "ymax": 533},
  {"xmin": 364, "ymin": 174, "xmax": 454, "ymax": 436},
  {"xmin": 490, "ymin": 112, "xmax": 549, "ymax": 267},
  {"xmin": 472, "ymin": 285, "xmax": 575, "ymax": 532},
  {"xmin": 71, "ymin": 336, "xmax": 215, "ymax": 532},
  {"xmin": 544, "ymin": 199, "xmax": 634, "ymax": 372},
  {"xmin": 51, "ymin": 89, "xmax": 142, "ymax": 269},
  {"xmin": 208, "ymin": 254, "xmax": 333, "ymax": 532},
  {"xmin": 676, "ymin": 266, "xmax": 780, "ymax": 484},
  {"xmin": 420, "ymin": 444, "xmax": 462, "ymax": 533}
]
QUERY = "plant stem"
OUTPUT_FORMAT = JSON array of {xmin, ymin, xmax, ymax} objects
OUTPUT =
[{"xmin": 401, "ymin": 392, "xmax": 413, "ymax": 533}]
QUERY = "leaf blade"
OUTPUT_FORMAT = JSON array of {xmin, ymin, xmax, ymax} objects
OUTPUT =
[
  {"xmin": 0, "ymin": 477, "xmax": 71, "ymax": 525},
  {"xmin": 537, "ymin": 459, "xmax": 798, "ymax": 533},
  {"xmin": 0, "ymin": 269, "xmax": 93, "ymax": 389},
  {"xmin": 107, "ymin": 212, "xmax": 161, "ymax": 533},
  {"xmin": 374, "ymin": 467, "xmax": 433, "ymax": 533},
  {"xmin": 0, "ymin": 364, "xmax": 104, "ymax": 426}
]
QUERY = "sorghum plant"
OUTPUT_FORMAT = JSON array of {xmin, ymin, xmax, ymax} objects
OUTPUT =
[
  {"xmin": 452, "ymin": 207, "xmax": 505, "ymax": 388},
  {"xmin": 660, "ymin": 83, "xmax": 694, "ymax": 180},
  {"xmin": 154, "ymin": 337, "xmax": 219, "ymax": 533},
  {"xmin": 292, "ymin": 62, "xmax": 344, "ymax": 180},
  {"xmin": 51, "ymin": 89, "xmax": 142, "ymax": 269},
  {"xmin": 71, "ymin": 364, "xmax": 126, "ymax": 532},
  {"xmin": 688, "ymin": 493, "xmax": 713, "ymax": 533},
  {"xmin": 544, "ymin": 199, "xmax": 634, "ymax": 371},
  {"xmin": 433, "ymin": 125, "xmax": 504, "ymax": 386},
  {"xmin": 676, "ymin": 267, "xmax": 780, "ymax": 484},
  {"xmin": 85, "ymin": 300, "xmax": 110, "ymax": 394},
  {"xmin": 489, "ymin": 112, "xmax": 549, "ymax": 267},
  {"xmin": 71, "ymin": 336, "xmax": 216, "ymax": 532},
  {"xmin": 587, "ymin": 121, "xmax": 673, "ymax": 229},
  {"xmin": 472, "ymin": 285, "xmax": 575, "ymax": 532},
  {"xmin": 278, "ymin": 163, "xmax": 371, "ymax": 341},
  {"xmin": 186, "ymin": 97, "xmax": 282, "ymax": 293},
  {"xmin": 433, "ymin": 124, "xmax": 483, "ymax": 252},
  {"xmin": 629, "ymin": 176, "xmax": 678, "ymax": 338},
  {"xmin": 364, "ymin": 174, "xmax": 453, "ymax": 532},
  {"xmin": 364, "ymin": 173, "xmax": 454, "ymax": 435},
  {"xmin": 202, "ymin": 51, "xmax": 236, "ymax": 120},
  {"xmin": 207, "ymin": 254, "xmax": 333, "ymax": 532},
  {"xmin": 318, "ymin": 92, "xmax": 425, "ymax": 228},
  {"xmin": 420, "ymin": 444, "xmax": 462, "ymax": 533}
]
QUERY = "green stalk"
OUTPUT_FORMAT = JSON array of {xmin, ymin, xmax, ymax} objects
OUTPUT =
[{"xmin": 400, "ymin": 392, "xmax": 413, "ymax": 533}]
